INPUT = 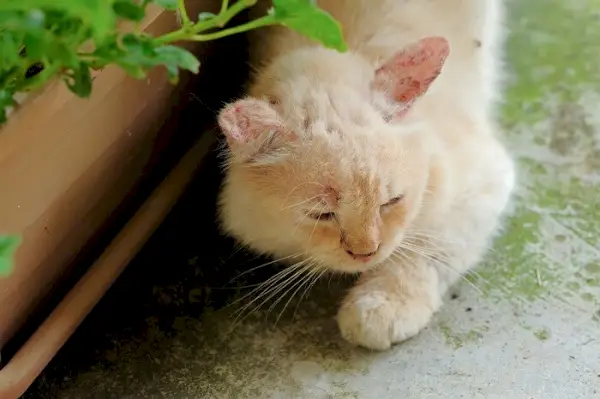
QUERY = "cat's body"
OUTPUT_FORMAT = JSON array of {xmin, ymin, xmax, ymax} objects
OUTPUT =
[{"xmin": 217, "ymin": 0, "xmax": 515, "ymax": 350}]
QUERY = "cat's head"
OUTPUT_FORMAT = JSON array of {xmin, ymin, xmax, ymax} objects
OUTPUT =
[{"xmin": 218, "ymin": 37, "xmax": 449, "ymax": 273}]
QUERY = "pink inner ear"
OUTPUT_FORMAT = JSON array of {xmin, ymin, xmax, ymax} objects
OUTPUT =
[
  {"xmin": 218, "ymin": 99, "xmax": 285, "ymax": 145},
  {"xmin": 374, "ymin": 37, "xmax": 449, "ymax": 106}
]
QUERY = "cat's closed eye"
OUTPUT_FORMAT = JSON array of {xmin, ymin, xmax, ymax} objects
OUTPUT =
[
  {"xmin": 308, "ymin": 212, "xmax": 336, "ymax": 221},
  {"xmin": 382, "ymin": 195, "xmax": 404, "ymax": 207}
]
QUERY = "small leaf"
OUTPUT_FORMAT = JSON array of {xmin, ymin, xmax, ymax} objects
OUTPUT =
[
  {"xmin": 92, "ymin": 33, "xmax": 123, "ymax": 60},
  {"xmin": 22, "ymin": 32, "xmax": 46, "ymax": 60},
  {"xmin": 121, "ymin": 33, "xmax": 157, "ymax": 62},
  {"xmin": 64, "ymin": 62, "xmax": 92, "ymax": 97},
  {"xmin": 49, "ymin": 41, "xmax": 79, "ymax": 68},
  {"xmin": 0, "ymin": 235, "xmax": 22, "ymax": 276},
  {"xmin": 154, "ymin": 45, "xmax": 200, "ymax": 74},
  {"xmin": 0, "ymin": 89, "xmax": 15, "ymax": 108},
  {"xmin": 0, "ymin": 90, "xmax": 14, "ymax": 124},
  {"xmin": 112, "ymin": 36, "xmax": 200, "ymax": 80},
  {"xmin": 0, "ymin": 31, "xmax": 22, "ymax": 68},
  {"xmin": 113, "ymin": 1, "xmax": 146, "ymax": 22},
  {"xmin": 164, "ymin": 64, "xmax": 180, "ymax": 83},
  {"xmin": 153, "ymin": 0, "xmax": 178, "ymax": 11},
  {"xmin": 271, "ymin": 0, "xmax": 347, "ymax": 52},
  {"xmin": 62, "ymin": 1, "xmax": 115, "ymax": 40}
]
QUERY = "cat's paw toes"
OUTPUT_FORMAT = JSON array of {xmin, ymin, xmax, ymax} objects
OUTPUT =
[{"xmin": 337, "ymin": 292, "xmax": 433, "ymax": 351}]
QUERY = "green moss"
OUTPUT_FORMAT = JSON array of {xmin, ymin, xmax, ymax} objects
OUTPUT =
[
  {"xmin": 463, "ymin": 0, "xmax": 600, "ymax": 315},
  {"xmin": 502, "ymin": 0, "xmax": 600, "ymax": 127},
  {"xmin": 533, "ymin": 328, "xmax": 551, "ymax": 342},
  {"xmin": 581, "ymin": 293, "xmax": 594, "ymax": 302},
  {"xmin": 438, "ymin": 323, "xmax": 485, "ymax": 350},
  {"xmin": 474, "ymin": 206, "xmax": 557, "ymax": 301},
  {"xmin": 585, "ymin": 263, "xmax": 600, "ymax": 274},
  {"xmin": 586, "ymin": 278, "xmax": 600, "ymax": 287}
]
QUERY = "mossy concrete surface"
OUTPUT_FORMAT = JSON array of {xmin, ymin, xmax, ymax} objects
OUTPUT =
[{"xmin": 25, "ymin": 0, "xmax": 600, "ymax": 397}]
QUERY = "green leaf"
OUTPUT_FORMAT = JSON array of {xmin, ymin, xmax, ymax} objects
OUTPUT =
[
  {"xmin": 91, "ymin": 33, "xmax": 123, "ymax": 61},
  {"xmin": 0, "ymin": 0, "xmax": 346, "ymax": 126},
  {"xmin": 113, "ymin": 1, "xmax": 146, "ymax": 22},
  {"xmin": 113, "ymin": 35, "xmax": 199, "ymax": 81},
  {"xmin": 108, "ymin": 34, "xmax": 153, "ymax": 78},
  {"xmin": 271, "ymin": 0, "xmax": 347, "ymax": 52},
  {"xmin": 0, "ymin": 235, "xmax": 22, "ymax": 276},
  {"xmin": 64, "ymin": 62, "xmax": 92, "ymax": 97},
  {"xmin": 0, "ymin": 31, "xmax": 22, "ymax": 68},
  {"xmin": 121, "ymin": 33, "xmax": 158, "ymax": 61},
  {"xmin": 0, "ymin": 90, "xmax": 15, "ymax": 124},
  {"xmin": 49, "ymin": 41, "xmax": 79, "ymax": 68},
  {"xmin": 154, "ymin": 45, "xmax": 200, "ymax": 73},
  {"xmin": 155, "ymin": 45, "xmax": 200, "ymax": 83},
  {"xmin": 153, "ymin": 0, "xmax": 178, "ymax": 11},
  {"xmin": 0, "ymin": 0, "xmax": 115, "ymax": 39},
  {"xmin": 22, "ymin": 32, "xmax": 46, "ymax": 60}
]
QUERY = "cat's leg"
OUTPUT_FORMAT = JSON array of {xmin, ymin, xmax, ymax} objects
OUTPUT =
[{"xmin": 337, "ymin": 255, "xmax": 442, "ymax": 351}]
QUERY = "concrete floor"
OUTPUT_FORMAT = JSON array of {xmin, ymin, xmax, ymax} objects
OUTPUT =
[{"xmin": 25, "ymin": 0, "xmax": 600, "ymax": 397}]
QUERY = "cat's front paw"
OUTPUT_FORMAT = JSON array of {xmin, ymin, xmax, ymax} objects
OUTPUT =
[{"xmin": 337, "ymin": 292, "xmax": 435, "ymax": 351}]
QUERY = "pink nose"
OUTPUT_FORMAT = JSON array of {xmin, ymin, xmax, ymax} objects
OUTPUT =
[{"xmin": 345, "ymin": 247, "xmax": 378, "ymax": 262}]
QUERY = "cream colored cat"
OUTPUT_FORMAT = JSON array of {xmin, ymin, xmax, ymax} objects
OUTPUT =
[{"xmin": 217, "ymin": 0, "xmax": 515, "ymax": 350}]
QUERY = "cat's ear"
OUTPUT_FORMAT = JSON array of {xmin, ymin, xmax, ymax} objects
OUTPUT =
[
  {"xmin": 373, "ymin": 37, "xmax": 449, "ymax": 118},
  {"xmin": 218, "ymin": 98, "xmax": 295, "ymax": 163}
]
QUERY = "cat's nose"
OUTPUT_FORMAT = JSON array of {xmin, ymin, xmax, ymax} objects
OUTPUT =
[
  {"xmin": 345, "ymin": 247, "xmax": 379, "ymax": 262},
  {"xmin": 340, "ymin": 230, "xmax": 380, "ymax": 261}
]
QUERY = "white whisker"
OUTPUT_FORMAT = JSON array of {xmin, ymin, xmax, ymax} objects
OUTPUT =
[
  {"xmin": 228, "ymin": 253, "xmax": 303, "ymax": 283},
  {"xmin": 290, "ymin": 265, "xmax": 327, "ymax": 320},
  {"xmin": 269, "ymin": 261, "xmax": 318, "ymax": 313},
  {"xmin": 393, "ymin": 244, "xmax": 483, "ymax": 295},
  {"xmin": 227, "ymin": 259, "xmax": 308, "ymax": 311},
  {"xmin": 281, "ymin": 194, "xmax": 321, "ymax": 211},
  {"xmin": 275, "ymin": 263, "xmax": 324, "ymax": 324},
  {"xmin": 231, "ymin": 259, "xmax": 314, "ymax": 324},
  {"xmin": 293, "ymin": 201, "xmax": 321, "ymax": 234}
]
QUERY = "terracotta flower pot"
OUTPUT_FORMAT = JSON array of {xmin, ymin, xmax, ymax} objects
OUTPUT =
[{"xmin": 0, "ymin": 1, "xmax": 220, "ymax": 397}]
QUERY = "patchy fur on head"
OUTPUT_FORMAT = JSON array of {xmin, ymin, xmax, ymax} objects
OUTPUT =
[{"xmin": 218, "ymin": 37, "xmax": 449, "ymax": 273}]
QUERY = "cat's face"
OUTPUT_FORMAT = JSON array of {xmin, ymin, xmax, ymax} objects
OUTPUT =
[
  {"xmin": 218, "ymin": 37, "xmax": 449, "ymax": 273},
  {"xmin": 225, "ymin": 127, "xmax": 431, "ymax": 273}
]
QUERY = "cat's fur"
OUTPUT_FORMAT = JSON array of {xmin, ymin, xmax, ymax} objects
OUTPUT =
[{"xmin": 216, "ymin": 0, "xmax": 515, "ymax": 350}]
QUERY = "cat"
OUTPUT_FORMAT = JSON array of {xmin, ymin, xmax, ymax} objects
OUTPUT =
[{"xmin": 216, "ymin": 0, "xmax": 515, "ymax": 350}]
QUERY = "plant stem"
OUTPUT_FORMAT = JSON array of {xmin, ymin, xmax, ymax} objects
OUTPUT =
[
  {"xmin": 220, "ymin": 0, "xmax": 230, "ymax": 14},
  {"xmin": 191, "ymin": 14, "xmax": 277, "ymax": 41},
  {"xmin": 177, "ymin": 0, "xmax": 191, "ymax": 26},
  {"xmin": 155, "ymin": 0, "xmax": 257, "ymax": 44}
]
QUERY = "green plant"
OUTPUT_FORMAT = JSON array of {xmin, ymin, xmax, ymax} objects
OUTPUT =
[
  {"xmin": 0, "ymin": 0, "xmax": 347, "ymax": 123},
  {"xmin": 0, "ymin": 0, "xmax": 347, "ymax": 275}
]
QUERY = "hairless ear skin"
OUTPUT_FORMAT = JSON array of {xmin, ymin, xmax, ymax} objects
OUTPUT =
[
  {"xmin": 218, "ymin": 98, "xmax": 296, "ymax": 162},
  {"xmin": 373, "ymin": 37, "xmax": 450, "ymax": 118}
]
